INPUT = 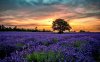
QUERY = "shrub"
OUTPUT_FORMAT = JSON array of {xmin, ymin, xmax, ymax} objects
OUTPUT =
[{"xmin": 26, "ymin": 51, "xmax": 61, "ymax": 62}]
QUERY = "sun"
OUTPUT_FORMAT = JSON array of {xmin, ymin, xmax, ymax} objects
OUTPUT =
[{"xmin": 38, "ymin": 18, "xmax": 55, "ymax": 26}]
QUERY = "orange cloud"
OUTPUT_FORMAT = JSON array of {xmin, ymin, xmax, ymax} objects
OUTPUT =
[{"xmin": 0, "ymin": 4, "xmax": 100, "ymax": 32}]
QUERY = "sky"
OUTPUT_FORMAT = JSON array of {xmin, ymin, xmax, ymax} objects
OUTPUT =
[{"xmin": 0, "ymin": 0, "xmax": 100, "ymax": 32}]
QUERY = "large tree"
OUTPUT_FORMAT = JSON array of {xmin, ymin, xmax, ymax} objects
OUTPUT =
[{"xmin": 52, "ymin": 19, "xmax": 71, "ymax": 33}]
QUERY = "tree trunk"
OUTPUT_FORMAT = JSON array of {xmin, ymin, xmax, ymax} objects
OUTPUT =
[
  {"xmin": 68, "ymin": 30, "xmax": 70, "ymax": 32},
  {"xmin": 58, "ymin": 30, "xmax": 63, "ymax": 34}
]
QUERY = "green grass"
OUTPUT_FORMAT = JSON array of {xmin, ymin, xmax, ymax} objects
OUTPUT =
[
  {"xmin": 74, "ymin": 41, "xmax": 86, "ymax": 48},
  {"xmin": 26, "ymin": 51, "xmax": 61, "ymax": 62},
  {"xmin": 52, "ymin": 38, "xmax": 58, "ymax": 43},
  {"xmin": 61, "ymin": 43, "xmax": 72, "ymax": 47},
  {"xmin": 42, "ymin": 38, "xmax": 58, "ymax": 46},
  {"xmin": 16, "ymin": 43, "xmax": 24, "ymax": 47},
  {"xmin": 42, "ymin": 41, "xmax": 51, "ymax": 46}
]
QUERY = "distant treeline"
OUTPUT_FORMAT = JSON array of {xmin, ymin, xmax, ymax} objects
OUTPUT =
[
  {"xmin": 0, "ymin": 25, "xmax": 89, "ymax": 32},
  {"xmin": 0, "ymin": 25, "xmax": 51, "ymax": 32}
]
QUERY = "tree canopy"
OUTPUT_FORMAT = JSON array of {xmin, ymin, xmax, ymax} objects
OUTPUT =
[{"xmin": 52, "ymin": 19, "xmax": 71, "ymax": 33}]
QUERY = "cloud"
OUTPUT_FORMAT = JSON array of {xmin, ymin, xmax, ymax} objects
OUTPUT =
[
  {"xmin": 0, "ymin": 0, "xmax": 100, "ymax": 10},
  {"xmin": 0, "ymin": 4, "xmax": 100, "ymax": 22},
  {"xmin": 0, "ymin": 0, "xmax": 100, "ymax": 31},
  {"xmin": 4, "ymin": 23, "xmax": 49, "ymax": 26}
]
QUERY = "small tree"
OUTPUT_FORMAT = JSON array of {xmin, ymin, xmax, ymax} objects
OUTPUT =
[
  {"xmin": 1, "ymin": 25, "xmax": 6, "ymax": 31},
  {"xmin": 13, "ymin": 26, "xmax": 17, "ymax": 30},
  {"xmin": 35, "ymin": 27, "xmax": 38, "ymax": 32},
  {"xmin": 52, "ymin": 19, "xmax": 71, "ymax": 33},
  {"xmin": 0, "ymin": 25, "xmax": 1, "ymax": 30},
  {"xmin": 79, "ymin": 30, "xmax": 86, "ymax": 32},
  {"xmin": 43, "ymin": 29, "xmax": 45, "ymax": 32}
]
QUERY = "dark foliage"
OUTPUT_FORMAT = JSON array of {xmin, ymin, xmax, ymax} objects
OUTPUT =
[
  {"xmin": 79, "ymin": 30, "xmax": 86, "ymax": 32},
  {"xmin": 52, "ymin": 19, "xmax": 71, "ymax": 33},
  {"xmin": 0, "ymin": 25, "xmax": 51, "ymax": 32},
  {"xmin": 0, "ymin": 44, "xmax": 16, "ymax": 59}
]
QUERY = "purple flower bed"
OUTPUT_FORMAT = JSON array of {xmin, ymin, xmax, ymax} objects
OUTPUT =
[{"xmin": 0, "ymin": 32, "xmax": 100, "ymax": 62}]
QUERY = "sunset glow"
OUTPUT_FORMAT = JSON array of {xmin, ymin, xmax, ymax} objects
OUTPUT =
[{"xmin": 0, "ymin": 0, "xmax": 100, "ymax": 32}]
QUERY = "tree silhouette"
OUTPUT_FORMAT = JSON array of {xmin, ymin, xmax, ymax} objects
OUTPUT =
[
  {"xmin": 13, "ymin": 26, "xmax": 17, "ymax": 30},
  {"xmin": 35, "ymin": 27, "xmax": 38, "ymax": 32},
  {"xmin": 43, "ymin": 29, "xmax": 45, "ymax": 32},
  {"xmin": 0, "ymin": 25, "xmax": 51, "ymax": 32},
  {"xmin": 52, "ymin": 19, "xmax": 71, "ymax": 33},
  {"xmin": 0, "ymin": 25, "xmax": 6, "ymax": 31},
  {"xmin": 0, "ymin": 25, "xmax": 1, "ymax": 30},
  {"xmin": 79, "ymin": 30, "xmax": 86, "ymax": 32}
]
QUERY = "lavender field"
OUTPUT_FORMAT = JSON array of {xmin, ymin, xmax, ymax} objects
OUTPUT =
[{"xmin": 0, "ymin": 32, "xmax": 100, "ymax": 62}]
